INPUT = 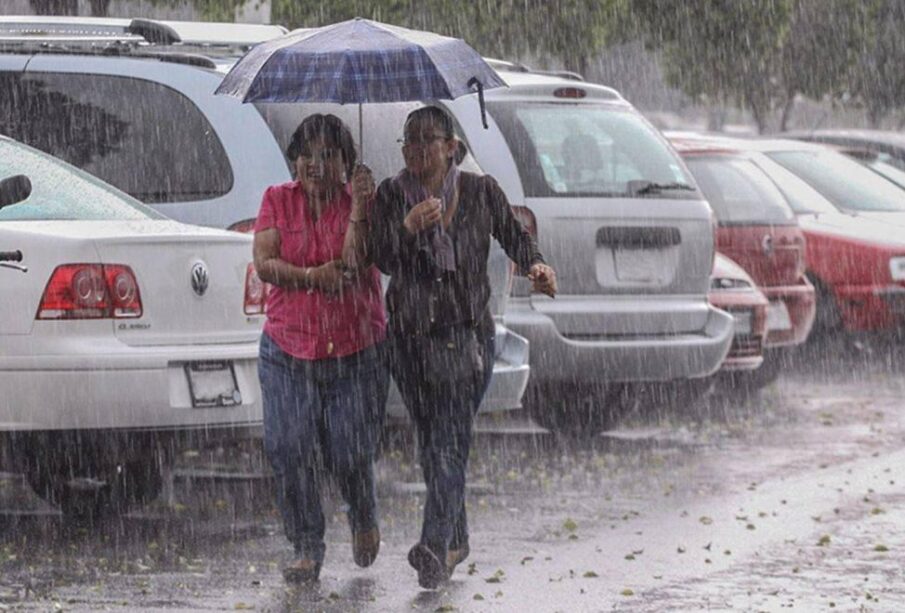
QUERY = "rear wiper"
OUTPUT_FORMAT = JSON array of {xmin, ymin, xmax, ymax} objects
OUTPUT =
[{"xmin": 631, "ymin": 181, "xmax": 696, "ymax": 195}]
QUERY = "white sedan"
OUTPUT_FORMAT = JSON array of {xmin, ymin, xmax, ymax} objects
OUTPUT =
[{"xmin": 0, "ymin": 136, "xmax": 264, "ymax": 516}]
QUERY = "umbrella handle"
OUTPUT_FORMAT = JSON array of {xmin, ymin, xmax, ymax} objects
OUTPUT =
[{"xmin": 468, "ymin": 77, "xmax": 488, "ymax": 130}]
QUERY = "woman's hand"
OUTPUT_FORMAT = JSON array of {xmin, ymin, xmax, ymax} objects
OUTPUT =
[
  {"xmin": 350, "ymin": 164, "xmax": 375, "ymax": 214},
  {"xmin": 528, "ymin": 263, "xmax": 557, "ymax": 298},
  {"xmin": 403, "ymin": 197, "xmax": 442, "ymax": 235},
  {"xmin": 309, "ymin": 260, "xmax": 351, "ymax": 296}
]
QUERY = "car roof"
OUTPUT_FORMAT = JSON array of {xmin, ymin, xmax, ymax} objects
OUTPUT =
[{"xmin": 488, "ymin": 69, "xmax": 626, "ymax": 103}]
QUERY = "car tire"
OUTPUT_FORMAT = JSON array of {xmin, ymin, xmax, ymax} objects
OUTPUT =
[
  {"xmin": 525, "ymin": 382, "xmax": 624, "ymax": 439},
  {"xmin": 18, "ymin": 433, "xmax": 164, "ymax": 521}
]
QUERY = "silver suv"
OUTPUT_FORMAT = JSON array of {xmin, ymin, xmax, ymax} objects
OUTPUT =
[
  {"xmin": 441, "ymin": 63, "xmax": 734, "ymax": 434},
  {"xmin": 0, "ymin": 16, "xmax": 529, "ymax": 417}
]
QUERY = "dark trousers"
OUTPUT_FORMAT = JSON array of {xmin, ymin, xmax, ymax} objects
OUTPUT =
[
  {"xmin": 391, "ymin": 327, "xmax": 495, "ymax": 561},
  {"xmin": 258, "ymin": 333, "xmax": 389, "ymax": 563}
]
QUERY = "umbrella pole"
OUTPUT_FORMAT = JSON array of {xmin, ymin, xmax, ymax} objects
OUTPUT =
[{"xmin": 358, "ymin": 103, "xmax": 364, "ymax": 162}]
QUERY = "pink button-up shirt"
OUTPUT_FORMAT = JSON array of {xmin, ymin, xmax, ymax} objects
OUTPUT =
[{"xmin": 255, "ymin": 181, "xmax": 386, "ymax": 360}]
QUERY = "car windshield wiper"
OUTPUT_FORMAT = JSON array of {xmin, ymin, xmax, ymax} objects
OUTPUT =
[{"xmin": 630, "ymin": 180, "xmax": 696, "ymax": 195}]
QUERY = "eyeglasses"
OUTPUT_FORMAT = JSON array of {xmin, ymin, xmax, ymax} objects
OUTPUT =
[{"xmin": 397, "ymin": 134, "xmax": 448, "ymax": 147}]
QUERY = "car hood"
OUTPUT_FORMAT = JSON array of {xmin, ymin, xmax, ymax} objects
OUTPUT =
[{"xmin": 796, "ymin": 211, "xmax": 905, "ymax": 248}]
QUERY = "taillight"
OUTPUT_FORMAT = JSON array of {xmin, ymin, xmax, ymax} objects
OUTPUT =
[
  {"xmin": 244, "ymin": 263, "xmax": 269, "ymax": 315},
  {"xmin": 229, "ymin": 218, "xmax": 257, "ymax": 234},
  {"xmin": 37, "ymin": 264, "xmax": 142, "ymax": 320},
  {"xmin": 511, "ymin": 205, "xmax": 538, "ymax": 277},
  {"xmin": 553, "ymin": 87, "xmax": 587, "ymax": 99}
]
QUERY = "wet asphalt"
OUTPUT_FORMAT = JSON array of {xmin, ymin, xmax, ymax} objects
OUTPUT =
[{"xmin": 0, "ymin": 337, "xmax": 904, "ymax": 612}]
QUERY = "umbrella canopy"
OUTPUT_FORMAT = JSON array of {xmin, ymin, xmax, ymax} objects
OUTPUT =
[{"xmin": 215, "ymin": 17, "xmax": 505, "ymax": 105}]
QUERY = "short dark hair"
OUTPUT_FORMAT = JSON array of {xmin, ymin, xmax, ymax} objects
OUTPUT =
[
  {"xmin": 286, "ymin": 114, "xmax": 357, "ymax": 177},
  {"xmin": 404, "ymin": 106, "xmax": 455, "ymax": 139}
]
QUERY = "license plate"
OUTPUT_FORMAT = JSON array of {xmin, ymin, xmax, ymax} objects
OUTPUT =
[
  {"xmin": 731, "ymin": 310, "xmax": 753, "ymax": 335},
  {"xmin": 184, "ymin": 361, "xmax": 241, "ymax": 408},
  {"xmin": 613, "ymin": 249, "xmax": 667, "ymax": 283},
  {"xmin": 766, "ymin": 301, "xmax": 792, "ymax": 331}
]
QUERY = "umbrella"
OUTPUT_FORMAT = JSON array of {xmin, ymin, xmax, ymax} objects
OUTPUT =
[{"xmin": 214, "ymin": 17, "xmax": 506, "ymax": 157}]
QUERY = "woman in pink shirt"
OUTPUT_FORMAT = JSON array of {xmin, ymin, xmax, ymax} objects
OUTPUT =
[{"xmin": 253, "ymin": 114, "xmax": 387, "ymax": 584}]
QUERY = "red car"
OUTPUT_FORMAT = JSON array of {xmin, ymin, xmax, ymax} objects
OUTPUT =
[
  {"xmin": 709, "ymin": 253, "xmax": 768, "ymax": 372},
  {"xmin": 671, "ymin": 138, "xmax": 816, "ymax": 385}
]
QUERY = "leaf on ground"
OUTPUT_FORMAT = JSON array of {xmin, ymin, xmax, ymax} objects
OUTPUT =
[
  {"xmin": 562, "ymin": 518, "xmax": 578, "ymax": 533},
  {"xmin": 234, "ymin": 604, "xmax": 253, "ymax": 611},
  {"xmin": 467, "ymin": 562, "xmax": 478, "ymax": 576},
  {"xmin": 624, "ymin": 554, "xmax": 635, "ymax": 561},
  {"xmin": 677, "ymin": 546, "xmax": 686, "ymax": 554},
  {"xmin": 870, "ymin": 507, "xmax": 885, "ymax": 515},
  {"xmin": 583, "ymin": 571, "xmax": 599, "ymax": 578},
  {"xmin": 699, "ymin": 516, "xmax": 713, "ymax": 525},
  {"xmin": 817, "ymin": 534, "xmax": 831, "ymax": 547},
  {"xmin": 621, "ymin": 588, "xmax": 635, "ymax": 596},
  {"xmin": 874, "ymin": 544, "xmax": 889, "ymax": 552},
  {"xmin": 435, "ymin": 606, "xmax": 456, "ymax": 612},
  {"xmin": 473, "ymin": 594, "xmax": 485, "ymax": 601},
  {"xmin": 520, "ymin": 556, "xmax": 534, "ymax": 565}
]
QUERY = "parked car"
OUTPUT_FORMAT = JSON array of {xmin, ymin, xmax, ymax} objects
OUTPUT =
[
  {"xmin": 0, "ymin": 135, "xmax": 264, "ymax": 516},
  {"xmin": 0, "ymin": 16, "xmax": 530, "ymax": 417},
  {"xmin": 709, "ymin": 253, "xmax": 769, "ymax": 373},
  {"xmin": 716, "ymin": 137, "xmax": 905, "ymax": 336},
  {"xmin": 444, "ymin": 62, "xmax": 733, "ymax": 434},
  {"xmin": 785, "ymin": 129, "xmax": 905, "ymax": 172},
  {"xmin": 670, "ymin": 137, "xmax": 816, "ymax": 386}
]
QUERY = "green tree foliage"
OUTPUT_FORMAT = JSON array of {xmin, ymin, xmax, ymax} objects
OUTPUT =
[
  {"xmin": 629, "ymin": 0, "xmax": 864, "ymax": 132},
  {"xmin": 850, "ymin": 0, "xmax": 905, "ymax": 127}
]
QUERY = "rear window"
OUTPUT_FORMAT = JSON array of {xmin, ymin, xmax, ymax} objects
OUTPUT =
[
  {"xmin": 0, "ymin": 71, "xmax": 232, "ymax": 204},
  {"xmin": 486, "ymin": 102, "xmax": 693, "ymax": 198},
  {"xmin": 0, "ymin": 140, "xmax": 163, "ymax": 221},
  {"xmin": 768, "ymin": 150, "xmax": 905, "ymax": 212},
  {"xmin": 684, "ymin": 156, "xmax": 795, "ymax": 225}
]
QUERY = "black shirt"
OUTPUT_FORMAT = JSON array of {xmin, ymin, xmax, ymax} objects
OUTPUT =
[{"xmin": 368, "ymin": 171, "xmax": 544, "ymax": 338}]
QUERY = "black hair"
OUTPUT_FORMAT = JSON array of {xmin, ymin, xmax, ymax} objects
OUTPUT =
[
  {"xmin": 286, "ymin": 114, "xmax": 357, "ymax": 177},
  {"xmin": 404, "ymin": 106, "xmax": 455, "ymax": 139}
]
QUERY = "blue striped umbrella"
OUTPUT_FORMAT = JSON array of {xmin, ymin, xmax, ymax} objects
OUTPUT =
[{"xmin": 215, "ymin": 17, "xmax": 506, "ymax": 155}]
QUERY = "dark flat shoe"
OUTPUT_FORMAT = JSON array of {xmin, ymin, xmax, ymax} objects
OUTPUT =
[
  {"xmin": 352, "ymin": 526, "xmax": 380, "ymax": 568},
  {"xmin": 283, "ymin": 558, "xmax": 321, "ymax": 584},
  {"xmin": 407, "ymin": 543, "xmax": 448, "ymax": 589}
]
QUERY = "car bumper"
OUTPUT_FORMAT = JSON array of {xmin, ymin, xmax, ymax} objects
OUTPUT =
[
  {"xmin": 385, "ymin": 325, "xmax": 530, "ymax": 419},
  {"xmin": 0, "ymin": 342, "xmax": 261, "ymax": 432},
  {"xmin": 834, "ymin": 283, "xmax": 905, "ymax": 331},
  {"xmin": 709, "ymin": 289, "xmax": 768, "ymax": 373},
  {"xmin": 761, "ymin": 280, "xmax": 816, "ymax": 347},
  {"xmin": 503, "ymin": 298, "xmax": 734, "ymax": 384}
]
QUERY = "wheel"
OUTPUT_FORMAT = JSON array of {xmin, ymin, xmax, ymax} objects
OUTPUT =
[
  {"xmin": 726, "ymin": 350, "xmax": 784, "ymax": 391},
  {"xmin": 19, "ymin": 433, "xmax": 164, "ymax": 521},
  {"xmin": 525, "ymin": 383, "xmax": 624, "ymax": 438}
]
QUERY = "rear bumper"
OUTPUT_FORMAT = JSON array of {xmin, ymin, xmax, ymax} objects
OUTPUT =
[
  {"xmin": 503, "ymin": 298, "xmax": 734, "ymax": 384},
  {"xmin": 834, "ymin": 283, "xmax": 905, "ymax": 331},
  {"xmin": 0, "ymin": 342, "xmax": 261, "ymax": 432},
  {"xmin": 385, "ymin": 326, "xmax": 530, "ymax": 419},
  {"xmin": 762, "ymin": 280, "xmax": 816, "ymax": 347}
]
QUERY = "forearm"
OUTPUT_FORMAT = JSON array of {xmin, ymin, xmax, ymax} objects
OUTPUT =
[
  {"xmin": 255, "ymin": 258, "xmax": 315, "ymax": 290},
  {"xmin": 342, "ymin": 219, "xmax": 370, "ymax": 271}
]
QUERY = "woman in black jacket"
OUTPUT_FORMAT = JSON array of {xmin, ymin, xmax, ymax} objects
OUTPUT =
[{"xmin": 343, "ymin": 106, "xmax": 556, "ymax": 589}]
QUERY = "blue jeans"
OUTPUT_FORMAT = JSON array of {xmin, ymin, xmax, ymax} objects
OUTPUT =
[
  {"xmin": 391, "ymin": 327, "xmax": 495, "ymax": 561},
  {"xmin": 258, "ymin": 333, "xmax": 389, "ymax": 564}
]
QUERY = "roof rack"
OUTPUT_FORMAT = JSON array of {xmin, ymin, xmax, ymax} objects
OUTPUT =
[
  {"xmin": 484, "ymin": 57, "xmax": 585, "ymax": 82},
  {"xmin": 0, "ymin": 16, "xmax": 286, "ymax": 49}
]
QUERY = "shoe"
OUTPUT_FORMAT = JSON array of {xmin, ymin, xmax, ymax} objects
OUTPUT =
[
  {"xmin": 407, "ymin": 543, "xmax": 448, "ymax": 589},
  {"xmin": 352, "ymin": 526, "xmax": 380, "ymax": 568},
  {"xmin": 446, "ymin": 544, "xmax": 470, "ymax": 575},
  {"xmin": 282, "ymin": 558, "xmax": 321, "ymax": 584}
]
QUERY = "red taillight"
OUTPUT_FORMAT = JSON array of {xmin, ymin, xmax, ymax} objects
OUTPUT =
[
  {"xmin": 37, "ymin": 264, "xmax": 142, "ymax": 320},
  {"xmin": 229, "ymin": 218, "xmax": 257, "ymax": 234},
  {"xmin": 511, "ymin": 205, "xmax": 538, "ymax": 277},
  {"xmin": 244, "ymin": 263, "xmax": 269, "ymax": 315}
]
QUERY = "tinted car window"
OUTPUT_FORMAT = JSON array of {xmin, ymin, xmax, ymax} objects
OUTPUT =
[
  {"xmin": 0, "ymin": 71, "xmax": 232, "ymax": 204},
  {"xmin": 0, "ymin": 139, "xmax": 162, "ymax": 221},
  {"xmin": 768, "ymin": 150, "xmax": 905, "ymax": 212},
  {"xmin": 685, "ymin": 156, "xmax": 795, "ymax": 225},
  {"xmin": 486, "ymin": 102, "xmax": 693, "ymax": 198}
]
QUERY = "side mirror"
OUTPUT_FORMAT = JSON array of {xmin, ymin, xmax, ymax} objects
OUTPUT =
[{"xmin": 0, "ymin": 175, "xmax": 32, "ymax": 210}]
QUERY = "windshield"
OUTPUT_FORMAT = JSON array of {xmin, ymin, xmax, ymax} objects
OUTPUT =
[
  {"xmin": 768, "ymin": 150, "xmax": 905, "ymax": 212},
  {"xmin": 849, "ymin": 153, "xmax": 905, "ymax": 190},
  {"xmin": 0, "ymin": 140, "xmax": 163, "ymax": 221},
  {"xmin": 486, "ymin": 101, "xmax": 695, "ymax": 198},
  {"xmin": 685, "ymin": 155, "xmax": 795, "ymax": 225}
]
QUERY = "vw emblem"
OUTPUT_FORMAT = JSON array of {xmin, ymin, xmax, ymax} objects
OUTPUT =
[
  {"xmin": 191, "ymin": 262, "xmax": 209, "ymax": 297},
  {"xmin": 762, "ymin": 235, "xmax": 774, "ymax": 257}
]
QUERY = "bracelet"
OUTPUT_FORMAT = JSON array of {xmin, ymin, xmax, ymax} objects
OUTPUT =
[{"xmin": 304, "ymin": 267, "xmax": 314, "ymax": 295}]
